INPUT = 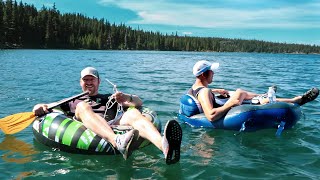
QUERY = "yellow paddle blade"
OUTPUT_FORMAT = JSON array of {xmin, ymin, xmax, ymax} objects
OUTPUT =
[
  {"xmin": 0, "ymin": 112, "xmax": 36, "ymax": 134},
  {"xmin": 0, "ymin": 91, "xmax": 89, "ymax": 135}
]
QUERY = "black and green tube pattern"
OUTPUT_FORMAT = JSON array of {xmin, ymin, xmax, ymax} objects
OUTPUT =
[{"xmin": 32, "ymin": 107, "xmax": 161, "ymax": 155}]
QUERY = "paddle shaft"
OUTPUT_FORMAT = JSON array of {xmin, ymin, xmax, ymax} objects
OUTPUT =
[{"xmin": 47, "ymin": 91, "xmax": 89, "ymax": 110}]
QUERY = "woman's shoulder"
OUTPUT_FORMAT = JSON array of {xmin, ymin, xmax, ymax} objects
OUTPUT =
[
  {"xmin": 195, "ymin": 87, "xmax": 213, "ymax": 99},
  {"xmin": 191, "ymin": 86, "xmax": 208, "ymax": 92},
  {"xmin": 195, "ymin": 86, "xmax": 210, "ymax": 92}
]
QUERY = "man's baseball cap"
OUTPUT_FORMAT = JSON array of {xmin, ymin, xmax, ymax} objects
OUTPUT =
[{"xmin": 81, "ymin": 67, "xmax": 99, "ymax": 79}]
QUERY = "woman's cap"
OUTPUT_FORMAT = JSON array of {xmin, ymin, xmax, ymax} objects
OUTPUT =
[
  {"xmin": 193, "ymin": 60, "xmax": 219, "ymax": 76},
  {"xmin": 81, "ymin": 67, "xmax": 99, "ymax": 79}
]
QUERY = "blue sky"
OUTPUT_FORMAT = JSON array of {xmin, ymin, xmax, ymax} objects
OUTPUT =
[{"xmin": 22, "ymin": 0, "xmax": 320, "ymax": 45}]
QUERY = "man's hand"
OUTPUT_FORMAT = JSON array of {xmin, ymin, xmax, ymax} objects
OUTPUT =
[
  {"xmin": 32, "ymin": 104, "xmax": 49, "ymax": 116},
  {"xmin": 113, "ymin": 91, "xmax": 131, "ymax": 104}
]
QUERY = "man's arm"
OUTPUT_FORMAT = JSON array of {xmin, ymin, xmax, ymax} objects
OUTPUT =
[{"xmin": 114, "ymin": 92, "xmax": 143, "ymax": 107}]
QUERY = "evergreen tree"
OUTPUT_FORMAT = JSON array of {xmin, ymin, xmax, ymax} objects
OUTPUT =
[
  {"xmin": 0, "ymin": 1, "xmax": 4, "ymax": 48},
  {"xmin": 4, "ymin": 0, "xmax": 14, "ymax": 46}
]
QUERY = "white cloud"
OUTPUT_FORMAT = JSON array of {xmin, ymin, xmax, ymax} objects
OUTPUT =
[
  {"xmin": 183, "ymin": 32, "xmax": 193, "ymax": 35},
  {"xmin": 98, "ymin": 0, "xmax": 320, "ymax": 28}
]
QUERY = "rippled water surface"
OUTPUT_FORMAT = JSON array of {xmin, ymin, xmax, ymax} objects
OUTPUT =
[{"xmin": 0, "ymin": 50, "xmax": 319, "ymax": 179}]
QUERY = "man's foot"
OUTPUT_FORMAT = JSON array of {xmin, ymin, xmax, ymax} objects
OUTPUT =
[
  {"xmin": 115, "ymin": 129, "xmax": 139, "ymax": 160},
  {"xmin": 162, "ymin": 120, "xmax": 182, "ymax": 165},
  {"xmin": 298, "ymin": 87, "xmax": 319, "ymax": 106}
]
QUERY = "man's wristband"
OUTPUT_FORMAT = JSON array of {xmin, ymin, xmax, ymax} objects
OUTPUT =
[{"xmin": 129, "ymin": 94, "xmax": 133, "ymax": 102}]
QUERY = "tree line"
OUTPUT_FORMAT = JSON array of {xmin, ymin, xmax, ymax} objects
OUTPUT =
[{"xmin": 1, "ymin": 0, "xmax": 320, "ymax": 54}]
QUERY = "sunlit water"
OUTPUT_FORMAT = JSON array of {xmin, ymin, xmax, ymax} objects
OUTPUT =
[{"xmin": 0, "ymin": 50, "xmax": 319, "ymax": 179}]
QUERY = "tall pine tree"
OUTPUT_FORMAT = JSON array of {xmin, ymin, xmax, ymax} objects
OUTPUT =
[{"xmin": 0, "ymin": 1, "xmax": 4, "ymax": 48}]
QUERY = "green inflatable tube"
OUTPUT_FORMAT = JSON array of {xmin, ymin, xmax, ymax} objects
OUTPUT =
[{"xmin": 32, "ymin": 107, "xmax": 161, "ymax": 155}]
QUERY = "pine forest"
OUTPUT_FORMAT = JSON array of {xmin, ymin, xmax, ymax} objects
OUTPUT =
[{"xmin": 1, "ymin": 0, "xmax": 320, "ymax": 54}]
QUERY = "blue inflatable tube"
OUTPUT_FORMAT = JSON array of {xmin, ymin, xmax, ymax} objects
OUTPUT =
[{"xmin": 178, "ymin": 94, "xmax": 302, "ymax": 135}]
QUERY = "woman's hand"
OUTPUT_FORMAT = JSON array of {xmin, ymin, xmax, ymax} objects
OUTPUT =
[{"xmin": 212, "ymin": 89, "xmax": 229, "ymax": 97}]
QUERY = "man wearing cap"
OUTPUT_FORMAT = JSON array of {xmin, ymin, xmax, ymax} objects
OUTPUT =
[
  {"xmin": 189, "ymin": 60, "xmax": 319, "ymax": 122},
  {"xmin": 33, "ymin": 67, "xmax": 182, "ymax": 164}
]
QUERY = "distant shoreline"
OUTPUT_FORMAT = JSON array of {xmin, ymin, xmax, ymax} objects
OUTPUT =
[
  {"xmin": 1, "ymin": 46, "xmax": 319, "ymax": 55},
  {"xmin": 1, "ymin": 1, "xmax": 319, "ymax": 54}
]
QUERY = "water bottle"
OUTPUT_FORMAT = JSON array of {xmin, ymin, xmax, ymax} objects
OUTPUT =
[{"xmin": 267, "ymin": 87, "xmax": 276, "ymax": 103}]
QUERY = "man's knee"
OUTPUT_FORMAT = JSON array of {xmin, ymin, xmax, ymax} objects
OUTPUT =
[
  {"xmin": 120, "ymin": 108, "xmax": 143, "ymax": 125},
  {"xmin": 124, "ymin": 108, "xmax": 141, "ymax": 118},
  {"xmin": 75, "ymin": 102, "xmax": 92, "ymax": 116}
]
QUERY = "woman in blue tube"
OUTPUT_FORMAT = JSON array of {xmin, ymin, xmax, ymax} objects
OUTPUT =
[{"xmin": 189, "ymin": 60, "xmax": 319, "ymax": 122}]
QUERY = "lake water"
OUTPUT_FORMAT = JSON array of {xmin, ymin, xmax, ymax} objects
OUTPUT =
[{"xmin": 0, "ymin": 50, "xmax": 319, "ymax": 179}]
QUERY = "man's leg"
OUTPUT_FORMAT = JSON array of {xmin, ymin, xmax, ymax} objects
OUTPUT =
[
  {"xmin": 118, "ymin": 108, "xmax": 182, "ymax": 164},
  {"xmin": 75, "ymin": 102, "xmax": 138, "ymax": 159},
  {"xmin": 119, "ymin": 108, "xmax": 163, "ymax": 150}
]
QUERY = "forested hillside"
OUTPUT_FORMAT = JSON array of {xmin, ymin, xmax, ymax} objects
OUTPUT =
[{"xmin": 1, "ymin": 0, "xmax": 319, "ymax": 54}]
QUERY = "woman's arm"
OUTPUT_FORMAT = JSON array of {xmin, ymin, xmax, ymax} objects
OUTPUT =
[{"xmin": 198, "ymin": 88, "xmax": 236, "ymax": 121}]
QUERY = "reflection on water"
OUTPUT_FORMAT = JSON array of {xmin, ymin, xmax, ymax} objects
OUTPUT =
[
  {"xmin": 187, "ymin": 129, "xmax": 216, "ymax": 165},
  {"xmin": 194, "ymin": 133, "xmax": 215, "ymax": 163},
  {"xmin": 15, "ymin": 171, "xmax": 36, "ymax": 180},
  {"xmin": 0, "ymin": 135, "xmax": 38, "ymax": 164}
]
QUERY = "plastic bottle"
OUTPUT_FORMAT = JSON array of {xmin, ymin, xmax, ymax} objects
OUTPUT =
[{"xmin": 267, "ymin": 87, "xmax": 276, "ymax": 103}]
